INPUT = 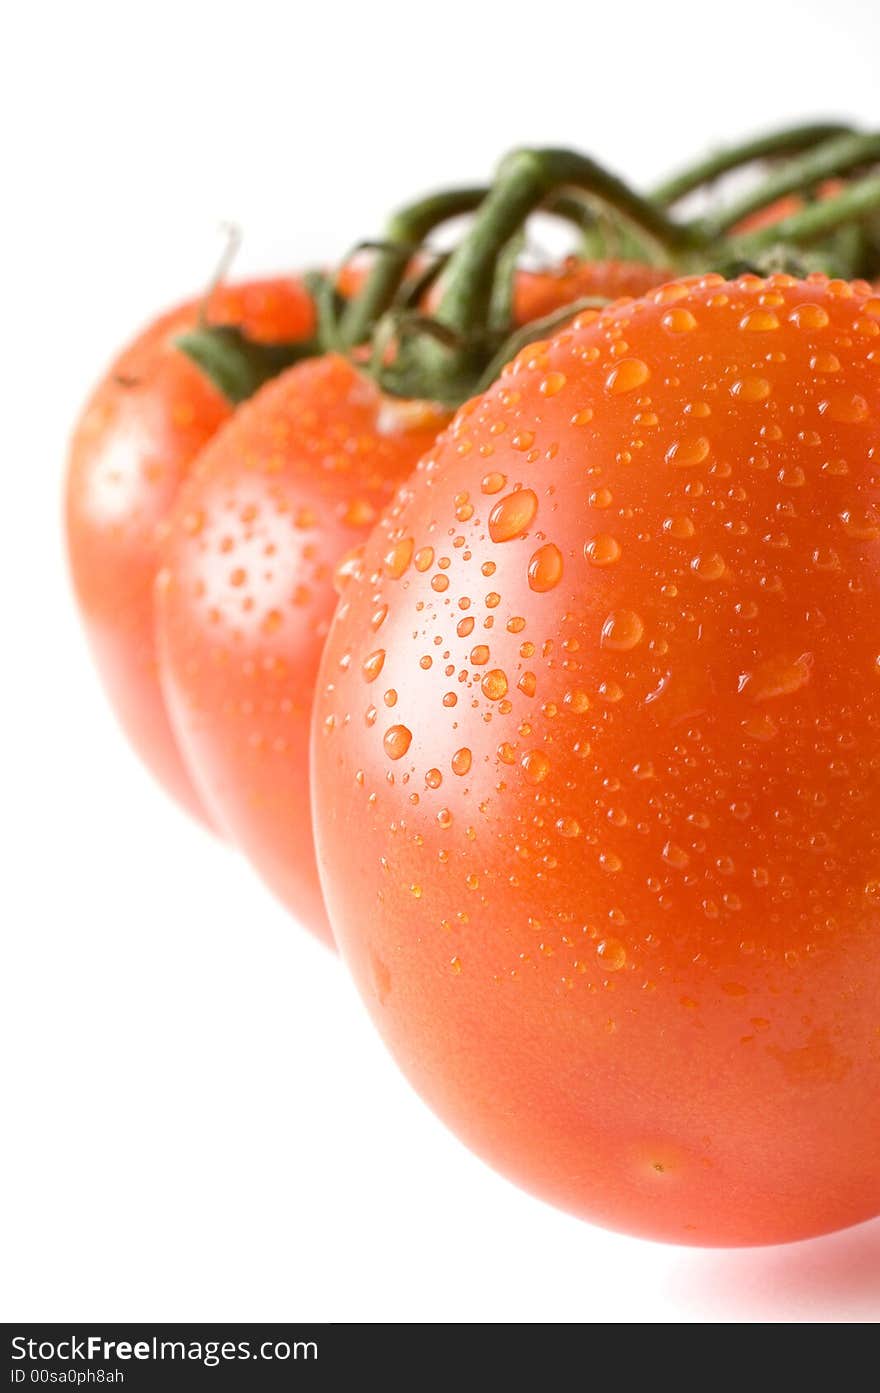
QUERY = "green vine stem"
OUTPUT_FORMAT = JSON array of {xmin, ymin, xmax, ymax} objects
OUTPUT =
[
  {"xmin": 175, "ymin": 325, "xmax": 319, "ymax": 404},
  {"xmin": 733, "ymin": 171, "xmax": 880, "ymax": 254},
  {"xmin": 652, "ymin": 120, "xmax": 857, "ymax": 206},
  {"xmin": 336, "ymin": 187, "xmax": 489, "ymax": 349},
  {"xmin": 388, "ymin": 147, "xmax": 693, "ymax": 403},
  {"xmin": 697, "ymin": 131, "xmax": 880, "ymax": 240}
]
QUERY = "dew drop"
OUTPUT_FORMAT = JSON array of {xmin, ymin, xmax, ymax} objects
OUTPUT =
[
  {"xmin": 662, "ymin": 307, "xmax": 697, "ymax": 333},
  {"xmin": 489, "ymin": 488, "xmax": 538, "ymax": 542},
  {"xmin": 362, "ymin": 649, "xmax": 386, "ymax": 683},
  {"xmin": 666, "ymin": 436, "xmax": 710, "ymax": 467},
  {"xmin": 740, "ymin": 309, "xmax": 780, "ymax": 332},
  {"xmin": 601, "ymin": 609, "xmax": 644, "ymax": 651},
  {"xmin": 528, "ymin": 543, "xmax": 564, "ymax": 592},
  {"xmin": 606, "ymin": 358, "xmax": 650, "ymax": 394},
  {"xmin": 662, "ymin": 841, "xmax": 690, "ymax": 870},
  {"xmin": 384, "ymin": 537, "xmax": 414, "ymax": 579},
  {"xmin": 585, "ymin": 533, "xmax": 622, "ymax": 567},
  {"xmin": 384, "ymin": 725, "xmax": 412, "ymax": 760},
  {"xmin": 452, "ymin": 748, "xmax": 472, "ymax": 776},
  {"xmin": 730, "ymin": 376, "xmax": 771, "ymax": 403},
  {"xmin": 522, "ymin": 749, "xmax": 550, "ymax": 784},
  {"xmin": 597, "ymin": 938, "xmax": 627, "ymax": 971},
  {"xmin": 482, "ymin": 669, "xmax": 509, "ymax": 700},
  {"xmin": 690, "ymin": 552, "xmax": 726, "ymax": 581}
]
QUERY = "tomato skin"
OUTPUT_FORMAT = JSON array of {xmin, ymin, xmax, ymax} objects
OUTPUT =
[
  {"xmin": 65, "ymin": 278, "xmax": 315, "ymax": 825},
  {"xmin": 155, "ymin": 355, "xmax": 448, "ymax": 941},
  {"xmin": 511, "ymin": 256, "xmax": 670, "ymax": 323},
  {"xmin": 313, "ymin": 272, "xmax": 880, "ymax": 1245}
]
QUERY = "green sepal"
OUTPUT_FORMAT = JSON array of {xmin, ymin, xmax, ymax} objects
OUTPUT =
[{"xmin": 175, "ymin": 325, "xmax": 319, "ymax": 405}]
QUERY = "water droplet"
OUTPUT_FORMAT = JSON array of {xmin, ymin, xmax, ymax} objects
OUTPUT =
[
  {"xmin": 841, "ymin": 506, "xmax": 880, "ymax": 540},
  {"xmin": 450, "ymin": 955, "xmax": 463, "ymax": 975},
  {"xmin": 690, "ymin": 552, "xmax": 726, "ymax": 581},
  {"xmin": 482, "ymin": 669, "xmax": 509, "ymax": 700},
  {"xmin": 481, "ymin": 471, "xmax": 507, "ymax": 495},
  {"xmin": 597, "ymin": 938, "xmax": 626, "ymax": 970},
  {"xmin": 363, "ymin": 649, "xmax": 385, "ymax": 682},
  {"xmin": 539, "ymin": 370, "xmax": 567, "ymax": 396},
  {"xmin": 585, "ymin": 534, "xmax": 622, "ymax": 567},
  {"xmin": 740, "ymin": 309, "xmax": 780, "ymax": 332},
  {"xmin": 820, "ymin": 393, "xmax": 869, "ymax": 424},
  {"xmin": 521, "ymin": 749, "xmax": 550, "ymax": 783},
  {"xmin": 740, "ymin": 653, "xmax": 812, "ymax": 701},
  {"xmin": 601, "ymin": 610, "xmax": 644, "ymax": 651},
  {"xmin": 606, "ymin": 358, "xmax": 650, "ymax": 394},
  {"xmin": 451, "ymin": 748, "xmax": 472, "ymax": 776},
  {"xmin": 730, "ymin": 376, "xmax": 771, "ymax": 402},
  {"xmin": 470, "ymin": 644, "xmax": 490, "ymax": 665},
  {"xmin": 811, "ymin": 350, "xmax": 841, "ymax": 373},
  {"xmin": 662, "ymin": 307, "xmax": 697, "ymax": 333},
  {"xmin": 663, "ymin": 515, "xmax": 695, "ymax": 539},
  {"xmin": 789, "ymin": 303, "xmax": 829, "ymax": 329},
  {"xmin": 518, "ymin": 671, "xmax": 537, "ymax": 697},
  {"xmin": 384, "ymin": 725, "xmax": 412, "ymax": 760},
  {"xmin": 414, "ymin": 546, "xmax": 435, "ymax": 572},
  {"xmin": 528, "ymin": 543, "xmax": 564, "ymax": 592},
  {"xmin": 489, "ymin": 488, "xmax": 538, "ymax": 542},
  {"xmin": 666, "ymin": 436, "xmax": 710, "ymax": 467},
  {"xmin": 742, "ymin": 713, "xmax": 778, "ymax": 741},
  {"xmin": 662, "ymin": 841, "xmax": 690, "ymax": 870},
  {"xmin": 384, "ymin": 537, "xmax": 414, "ymax": 579},
  {"xmin": 590, "ymin": 487, "xmax": 614, "ymax": 509},
  {"xmin": 556, "ymin": 816, "xmax": 581, "ymax": 838}
]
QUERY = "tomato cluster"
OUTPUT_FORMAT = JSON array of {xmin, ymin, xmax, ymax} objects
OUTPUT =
[{"xmin": 66, "ymin": 127, "xmax": 880, "ymax": 1246}]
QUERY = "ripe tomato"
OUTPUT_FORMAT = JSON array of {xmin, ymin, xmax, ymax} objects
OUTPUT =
[
  {"xmin": 154, "ymin": 261, "xmax": 669, "ymax": 940},
  {"xmin": 313, "ymin": 272, "xmax": 880, "ymax": 1245},
  {"xmin": 65, "ymin": 278, "xmax": 315, "ymax": 826},
  {"xmin": 511, "ymin": 257, "xmax": 671, "ymax": 324},
  {"xmin": 155, "ymin": 355, "xmax": 448, "ymax": 941}
]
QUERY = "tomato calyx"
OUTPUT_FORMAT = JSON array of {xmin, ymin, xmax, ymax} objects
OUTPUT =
[{"xmin": 174, "ymin": 322, "xmax": 320, "ymax": 404}]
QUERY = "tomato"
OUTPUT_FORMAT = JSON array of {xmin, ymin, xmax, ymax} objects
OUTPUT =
[
  {"xmin": 511, "ymin": 257, "xmax": 671, "ymax": 324},
  {"xmin": 66, "ymin": 278, "xmax": 315, "ymax": 825},
  {"xmin": 155, "ymin": 355, "xmax": 448, "ymax": 941},
  {"xmin": 154, "ymin": 262, "xmax": 664, "ymax": 938},
  {"xmin": 312, "ymin": 272, "xmax": 880, "ymax": 1245}
]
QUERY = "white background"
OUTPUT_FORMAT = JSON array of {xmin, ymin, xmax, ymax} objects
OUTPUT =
[{"xmin": 4, "ymin": 0, "xmax": 880, "ymax": 1325}]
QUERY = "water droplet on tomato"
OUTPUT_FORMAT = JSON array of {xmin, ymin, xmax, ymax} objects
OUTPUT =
[
  {"xmin": 489, "ymin": 488, "xmax": 538, "ymax": 542},
  {"xmin": 601, "ymin": 610, "xmax": 644, "ymax": 651},
  {"xmin": 383, "ymin": 725, "xmax": 412, "ymax": 760},
  {"xmin": 528, "ymin": 543, "xmax": 564, "ymax": 592}
]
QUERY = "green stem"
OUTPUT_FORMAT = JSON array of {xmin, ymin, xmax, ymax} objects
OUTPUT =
[
  {"xmin": 652, "ymin": 120, "xmax": 858, "ymax": 206},
  {"xmin": 734, "ymin": 172, "xmax": 880, "ymax": 253},
  {"xmin": 337, "ymin": 186, "xmax": 488, "ymax": 349},
  {"xmin": 698, "ymin": 131, "xmax": 880, "ymax": 240},
  {"xmin": 434, "ymin": 148, "xmax": 691, "ymax": 345},
  {"xmin": 175, "ymin": 325, "xmax": 318, "ymax": 404}
]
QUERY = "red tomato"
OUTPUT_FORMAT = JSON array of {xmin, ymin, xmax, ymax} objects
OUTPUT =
[
  {"xmin": 511, "ymin": 257, "xmax": 671, "ymax": 323},
  {"xmin": 155, "ymin": 356, "xmax": 448, "ymax": 941},
  {"xmin": 65, "ymin": 278, "xmax": 315, "ymax": 825},
  {"xmin": 153, "ymin": 262, "xmax": 669, "ymax": 939},
  {"xmin": 312, "ymin": 272, "xmax": 880, "ymax": 1245}
]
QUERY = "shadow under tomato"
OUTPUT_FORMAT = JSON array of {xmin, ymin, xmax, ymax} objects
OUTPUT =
[{"xmin": 670, "ymin": 1217, "xmax": 880, "ymax": 1323}]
